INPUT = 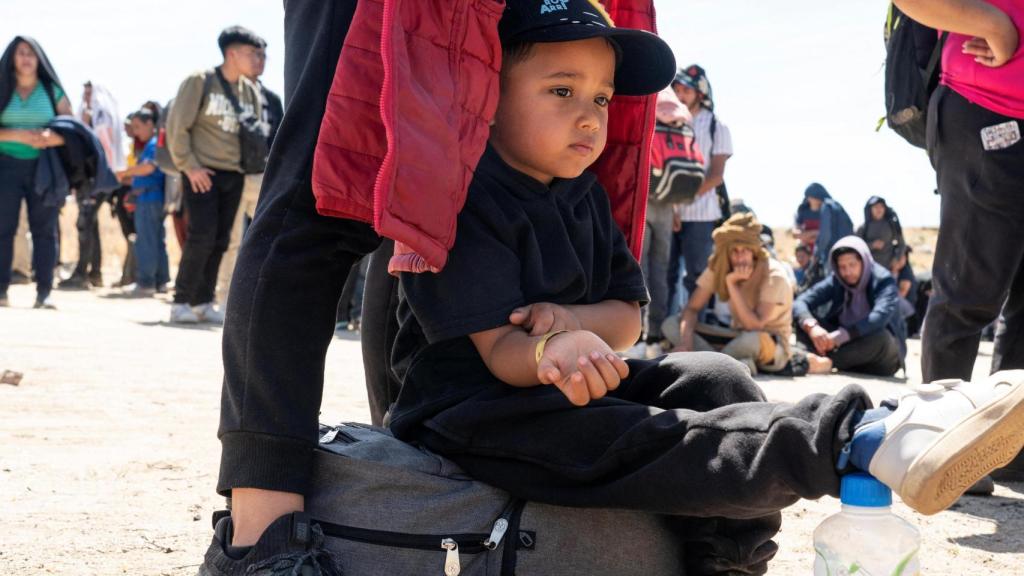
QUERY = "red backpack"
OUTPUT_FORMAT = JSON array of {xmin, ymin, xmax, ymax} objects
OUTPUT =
[{"xmin": 648, "ymin": 121, "xmax": 705, "ymax": 205}]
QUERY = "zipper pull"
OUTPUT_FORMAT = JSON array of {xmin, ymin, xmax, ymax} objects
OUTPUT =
[
  {"xmin": 319, "ymin": 427, "xmax": 339, "ymax": 444},
  {"xmin": 483, "ymin": 517, "xmax": 509, "ymax": 550},
  {"xmin": 441, "ymin": 538, "xmax": 460, "ymax": 576}
]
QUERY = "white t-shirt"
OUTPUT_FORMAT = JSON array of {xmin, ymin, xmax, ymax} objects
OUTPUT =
[{"xmin": 677, "ymin": 108, "xmax": 733, "ymax": 222}]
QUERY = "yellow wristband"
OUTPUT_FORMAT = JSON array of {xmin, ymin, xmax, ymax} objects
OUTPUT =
[{"xmin": 535, "ymin": 330, "xmax": 568, "ymax": 365}]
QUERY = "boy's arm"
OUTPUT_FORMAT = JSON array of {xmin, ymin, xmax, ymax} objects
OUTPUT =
[
  {"xmin": 470, "ymin": 324, "xmax": 630, "ymax": 406},
  {"xmin": 510, "ymin": 299, "xmax": 642, "ymax": 351}
]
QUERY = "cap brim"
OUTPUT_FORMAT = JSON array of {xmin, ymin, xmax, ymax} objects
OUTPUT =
[{"xmin": 513, "ymin": 26, "xmax": 676, "ymax": 96}]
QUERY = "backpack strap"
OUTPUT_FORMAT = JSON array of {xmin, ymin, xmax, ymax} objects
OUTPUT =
[
  {"xmin": 213, "ymin": 67, "xmax": 244, "ymax": 115},
  {"xmin": 923, "ymin": 31, "xmax": 949, "ymax": 87}
]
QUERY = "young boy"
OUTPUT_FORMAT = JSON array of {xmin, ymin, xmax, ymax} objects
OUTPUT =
[
  {"xmin": 387, "ymin": 2, "xmax": 1024, "ymax": 573},
  {"xmin": 118, "ymin": 109, "xmax": 169, "ymax": 297}
]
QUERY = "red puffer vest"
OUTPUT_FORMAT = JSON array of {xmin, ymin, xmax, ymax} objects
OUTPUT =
[{"xmin": 312, "ymin": 0, "xmax": 658, "ymax": 273}]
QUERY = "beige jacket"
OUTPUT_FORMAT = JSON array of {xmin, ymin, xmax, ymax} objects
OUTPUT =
[{"xmin": 166, "ymin": 69, "xmax": 261, "ymax": 173}]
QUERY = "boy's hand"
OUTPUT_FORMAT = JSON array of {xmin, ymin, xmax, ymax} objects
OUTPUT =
[
  {"xmin": 510, "ymin": 303, "xmax": 582, "ymax": 336},
  {"xmin": 537, "ymin": 330, "xmax": 628, "ymax": 406}
]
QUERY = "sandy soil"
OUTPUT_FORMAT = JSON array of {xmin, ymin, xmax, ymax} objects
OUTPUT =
[{"xmin": 2, "ymin": 220, "xmax": 1020, "ymax": 575}]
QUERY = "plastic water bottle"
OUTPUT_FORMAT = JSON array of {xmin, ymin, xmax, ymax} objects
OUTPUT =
[{"xmin": 813, "ymin": 472, "xmax": 921, "ymax": 576}]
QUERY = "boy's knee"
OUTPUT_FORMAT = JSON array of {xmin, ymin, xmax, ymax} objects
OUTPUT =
[{"xmin": 663, "ymin": 351, "xmax": 764, "ymax": 403}]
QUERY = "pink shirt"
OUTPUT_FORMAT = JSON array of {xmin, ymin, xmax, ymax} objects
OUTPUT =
[{"xmin": 940, "ymin": 0, "xmax": 1024, "ymax": 119}]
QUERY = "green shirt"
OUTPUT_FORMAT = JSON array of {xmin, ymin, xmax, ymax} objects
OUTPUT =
[{"xmin": 0, "ymin": 83, "xmax": 65, "ymax": 160}]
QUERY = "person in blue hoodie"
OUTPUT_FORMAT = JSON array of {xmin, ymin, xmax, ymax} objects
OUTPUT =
[
  {"xmin": 801, "ymin": 183, "xmax": 853, "ymax": 288},
  {"xmin": 794, "ymin": 235, "xmax": 906, "ymax": 376}
]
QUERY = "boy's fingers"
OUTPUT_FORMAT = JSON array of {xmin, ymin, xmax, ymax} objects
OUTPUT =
[
  {"xmin": 554, "ymin": 373, "xmax": 589, "ymax": 406},
  {"xmin": 607, "ymin": 353, "xmax": 630, "ymax": 379},
  {"xmin": 577, "ymin": 356, "xmax": 608, "ymax": 400},
  {"xmin": 531, "ymin": 310, "xmax": 554, "ymax": 336},
  {"xmin": 590, "ymin": 352, "xmax": 621, "ymax": 391}
]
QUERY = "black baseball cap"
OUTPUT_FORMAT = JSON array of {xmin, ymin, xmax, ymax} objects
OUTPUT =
[{"xmin": 499, "ymin": 0, "xmax": 676, "ymax": 96}]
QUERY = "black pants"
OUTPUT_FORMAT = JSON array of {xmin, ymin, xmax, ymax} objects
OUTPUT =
[
  {"xmin": 409, "ymin": 353, "xmax": 869, "ymax": 574},
  {"xmin": 217, "ymin": 0, "xmax": 381, "ymax": 495},
  {"xmin": 173, "ymin": 171, "xmax": 243, "ymax": 305},
  {"xmin": 797, "ymin": 329, "xmax": 902, "ymax": 377},
  {"xmin": 71, "ymin": 195, "xmax": 102, "ymax": 281},
  {"xmin": 922, "ymin": 86, "xmax": 1024, "ymax": 381}
]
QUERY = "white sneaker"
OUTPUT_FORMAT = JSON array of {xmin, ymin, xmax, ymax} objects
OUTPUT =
[
  {"xmin": 644, "ymin": 342, "xmax": 664, "ymax": 359},
  {"xmin": 867, "ymin": 370, "xmax": 1024, "ymax": 515},
  {"xmin": 193, "ymin": 302, "xmax": 225, "ymax": 325},
  {"xmin": 170, "ymin": 303, "xmax": 200, "ymax": 324}
]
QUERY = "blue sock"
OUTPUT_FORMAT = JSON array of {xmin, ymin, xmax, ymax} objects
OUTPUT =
[{"xmin": 837, "ymin": 406, "xmax": 895, "ymax": 471}]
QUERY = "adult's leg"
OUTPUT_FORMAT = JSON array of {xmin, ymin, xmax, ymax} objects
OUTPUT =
[
  {"xmin": 11, "ymin": 202, "xmax": 31, "ymax": 278},
  {"xmin": 666, "ymin": 226, "xmax": 684, "ymax": 316},
  {"xmin": 174, "ymin": 178, "xmax": 219, "ymax": 305},
  {"xmin": 645, "ymin": 202, "xmax": 673, "ymax": 341},
  {"xmin": 216, "ymin": 173, "xmax": 260, "ymax": 305},
  {"xmin": 993, "ymin": 259, "xmax": 1024, "ymax": 372},
  {"xmin": 361, "ymin": 239, "xmax": 402, "ymax": 426},
  {"xmin": 830, "ymin": 330, "xmax": 901, "ymax": 377},
  {"xmin": 922, "ymin": 87, "xmax": 1024, "ymax": 382},
  {"xmin": 682, "ymin": 221, "xmax": 716, "ymax": 301},
  {"xmin": 196, "ymin": 171, "xmax": 243, "ymax": 306},
  {"xmin": 0, "ymin": 159, "xmax": 32, "ymax": 292},
  {"xmin": 23, "ymin": 177, "xmax": 59, "ymax": 299},
  {"xmin": 218, "ymin": 0, "xmax": 378, "ymax": 497}
]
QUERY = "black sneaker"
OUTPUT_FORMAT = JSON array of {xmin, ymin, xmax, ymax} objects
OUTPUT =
[
  {"xmin": 57, "ymin": 275, "xmax": 90, "ymax": 290},
  {"xmin": 198, "ymin": 512, "xmax": 343, "ymax": 576}
]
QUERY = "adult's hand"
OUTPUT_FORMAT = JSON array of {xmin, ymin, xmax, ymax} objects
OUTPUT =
[
  {"xmin": 808, "ymin": 324, "xmax": 834, "ymax": 356},
  {"xmin": 726, "ymin": 263, "xmax": 754, "ymax": 286},
  {"xmin": 962, "ymin": 32, "xmax": 1018, "ymax": 67},
  {"xmin": 186, "ymin": 167, "xmax": 216, "ymax": 193}
]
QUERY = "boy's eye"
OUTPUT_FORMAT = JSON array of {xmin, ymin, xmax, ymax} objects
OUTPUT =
[
  {"xmin": 595, "ymin": 95, "xmax": 611, "ymax": 107},
  {"xmin": 551, "ymin": 87, "xmax": 572, "ymax": 98}
]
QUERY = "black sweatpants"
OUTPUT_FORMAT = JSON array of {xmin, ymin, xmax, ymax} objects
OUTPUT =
[
  {"xmin": 407, "ymin": 353, "xmax": 870, "ymax": 574},
  {"xmin": 797, "ymin": 328, "xmax": 902, "ymax": 377},
  {"xmin": 922, "ymin": 86, "xmax": 1024, "ymax": 381},
  {"xmin": 174, "ymin": 171, "xmax": 243, "ymax": 306},
  {"xmin": 71, "ymin": 194, "xmax": 102, "ymax": 281},
  {"xmin": 217, "ymin": 0, "xmax": 381, "ymax": 496}
]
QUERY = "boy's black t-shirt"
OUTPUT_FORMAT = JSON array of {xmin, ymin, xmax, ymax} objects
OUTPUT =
[{"xmin": 388, "ymin": 145, "xmax": 649, "ymax": 436}]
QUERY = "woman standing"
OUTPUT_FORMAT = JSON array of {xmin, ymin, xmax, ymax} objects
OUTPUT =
[{"xmin": 0, "ymin": 36, "xmax": 72, "ymax": 309}]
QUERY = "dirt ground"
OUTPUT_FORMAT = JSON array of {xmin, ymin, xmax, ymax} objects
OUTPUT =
[{"xmin": 2, "ymin": 221, "xmax": 1021, "ymax": 575}]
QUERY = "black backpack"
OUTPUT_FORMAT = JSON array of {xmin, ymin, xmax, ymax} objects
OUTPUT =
[
  {"xmin": 881, "ymin": 3, "xmax": 949, "ymax": 149},
  {"xmin": 214, "ymin": 68, "xmax": 269, "ymax": 175}
]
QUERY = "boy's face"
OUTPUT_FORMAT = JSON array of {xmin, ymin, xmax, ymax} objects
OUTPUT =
[{"xmin": 489, "ymin": 37, "xmax": 616, "ymax": 185}]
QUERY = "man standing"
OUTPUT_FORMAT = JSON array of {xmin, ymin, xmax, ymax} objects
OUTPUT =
[
  {"xmin": 794, "ymin": 236, "xmax": 906, "ymax": 377},
  {"xmin": 166, "ymin": 26, "xmax": 264, "ymax": 324},
  {"xmin": 666, "ymin": 64, "xmax": 733, "ymax": 316},
  {"xmin": 216, "ymin": 32, "xmax": 283, "ymax": 309}
]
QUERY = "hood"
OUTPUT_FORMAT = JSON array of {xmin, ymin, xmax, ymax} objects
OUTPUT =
[
  {"xmin": 804, "ymin": 182, "xmax": 832, "ymax": 201},
  {"xmin": 830, "ymin": 235, "xmax": 874, "ymax": 291},
  {"xmin": 0, "ymin": 36, "xmax": 65, "ymax": 115},
  {"xmin": 863, "ymin": 195, "xmax": 896, "ymax": 225},
  {"xmin": 655, "ymin": 87, "xmax": 691, "ymax": 126}
]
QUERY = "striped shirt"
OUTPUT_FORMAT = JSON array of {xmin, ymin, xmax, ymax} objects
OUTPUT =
[
  {"xmin": 0, "ymin": 83, "xmax": 64, "ymax": 160},
  {"xmin": 677, "ymin": 108, "xmax": 733, "ymax": 222}
]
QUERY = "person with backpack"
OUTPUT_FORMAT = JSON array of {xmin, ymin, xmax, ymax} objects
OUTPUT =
[
  {"xmin": 665, "ymin": 64, "xmax": 733, "ymax": 317},
  {"xmin": 216, "ymin": 31, "xmax": 282, "ymax": 310},
  {"xmin": 631, "ymin": 86, "xmax": 694, "ymax": 358},
  {"xmin": 165, "ymin": 26, "xmax": 264, "ymax": 324},
  {"xmin": 855, "ymin": 196, "xmax": 906, "ymax": 270},
  {"xmin": 0, "ymin": 36, "xmax": 72, "ymax": 310},
  {"xmin": 891, "ymin": 0, "xmax": 1024, "ymax": 385}
]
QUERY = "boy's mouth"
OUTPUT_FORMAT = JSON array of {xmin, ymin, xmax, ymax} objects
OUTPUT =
[{"xmin": 569, "ymin": 141, "xmax": 595, "ymax": 155}]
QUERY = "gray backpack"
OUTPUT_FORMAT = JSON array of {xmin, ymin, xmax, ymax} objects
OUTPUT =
[{"xmin": 305, "ymin": 422, "xmax": 685, "ymax": 576}]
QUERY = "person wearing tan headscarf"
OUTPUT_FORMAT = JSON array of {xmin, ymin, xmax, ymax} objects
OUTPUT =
[{"xmin": 663, "ymin": 212, "xmax": 813, "ymax": 374}]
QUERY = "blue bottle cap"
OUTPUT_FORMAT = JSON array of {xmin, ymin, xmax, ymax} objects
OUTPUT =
[{"xmin": 840, "ymin": 472, "xmax": 892, "ymax": 507}]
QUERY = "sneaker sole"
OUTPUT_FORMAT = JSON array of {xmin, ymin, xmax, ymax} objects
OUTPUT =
[{"xmin": 901, "ymin": 377, "xmax": 1024, "ymax": 515}]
